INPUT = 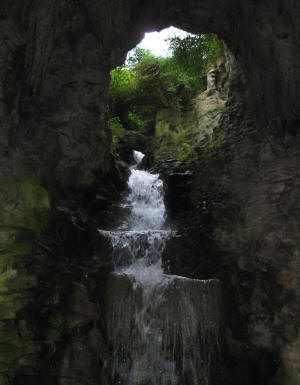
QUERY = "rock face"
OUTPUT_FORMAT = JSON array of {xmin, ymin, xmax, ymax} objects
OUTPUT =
[
  {"xmin": 154, "ymin": 59, "xmax": 227, "ymax": 161},
  {"xmin": 156, "ymin": 40, "xmax": 300, "ymax": 385},
  {"xmin": 0, "ymin": 1, "xmax": 299, "ymax": 385},
  {"xmin": 161, "ymin": 131, "xmax": 300, "ymax": 384},
  {"xmin": 160, "ymin": 53, "xmax": 300, "ymax": 383},
  {"xmin": 0, "ymin": 1, "xmax": 299, "ymax": 187}
]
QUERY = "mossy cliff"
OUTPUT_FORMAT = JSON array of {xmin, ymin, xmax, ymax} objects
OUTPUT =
[
  {"xmin": 159, "ymin": 53, "xmax": 300, "ymax": 385},
  {"xmin": 0, "ymin": 161, "xmax": 121, "ymax": 384},
  {"xmin": 153, "ymin": 58, "xmax": 227, "ymax": 162},
  {"xmin": 0, "ymin": 1, "xmax": 299, "ymax": 384},
  {"xmin": 0, "ymin": 170, "xmax": 46, "ymax": 383}
]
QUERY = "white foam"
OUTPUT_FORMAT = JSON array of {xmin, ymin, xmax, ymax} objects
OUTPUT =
[{"xmin": 133, "ymin": 150, "xmax": 145, "ymax": 164}]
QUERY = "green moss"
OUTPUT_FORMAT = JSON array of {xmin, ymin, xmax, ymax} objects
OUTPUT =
[
  {"xmin": 152, "ymin": 96, "xmax": 226, "ymax": 164},
  {"xmin": 0, "ymin": 169, "xmax": 50, "ymax": 233},
  {"xmin": 0, "ymin": 261, "xmax": 36, "ymax": 318},
  {"xmin": 0, "ymin": 320, "xmax": 38, "ymax": 377},
  {"xmin": 45, "ymin": 315, "xmax": 81, "ymax": 355},
  {"xmin": 0, "ymin": 237, "xmax": 32, "ymax": 271},
  {"xmin": 0, "ymin": 167, "xmax": 51, "ymax": 380},
  {"xmin": 0, "ymin": 293, "xmax": 19, "ymax": 319},
  {"xmin": 0, "ymin": 166, "xmax": 49, "ymax": 293}
]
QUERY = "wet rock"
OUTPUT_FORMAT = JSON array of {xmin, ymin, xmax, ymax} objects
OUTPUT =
[{"xmin": 106, "ymin": 272, "xmax": 223, "ymax": 385}]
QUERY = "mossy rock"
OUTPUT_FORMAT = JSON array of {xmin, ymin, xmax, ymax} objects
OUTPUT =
[
  {"xmin": 0, "ymin": 168, "xmax": 50, "ymax": 233},
  {"xmin": 0, "ymin": 165, "xmax": 51, "ymax": 381}
]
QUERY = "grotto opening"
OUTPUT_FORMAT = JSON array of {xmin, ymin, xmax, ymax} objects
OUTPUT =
[{"xmin": 0, "ymin": 1, "xmax": 299, "ymax": 385}]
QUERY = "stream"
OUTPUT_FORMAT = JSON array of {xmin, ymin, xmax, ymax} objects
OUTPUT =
[{"xmin": 99, "ymin": 151, "xmax": 221, "ymax": 385}]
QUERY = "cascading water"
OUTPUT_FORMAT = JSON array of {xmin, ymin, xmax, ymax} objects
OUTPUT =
[{"xmin": 99, "ymin": 151, "xmax": 222, "ymax": 385}]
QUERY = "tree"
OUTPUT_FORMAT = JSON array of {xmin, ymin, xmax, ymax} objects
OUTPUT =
[
  {"xmin": 166, "ymin": 33, "xmax": 224, "ymax": 88},
  {"xmin": 109, "ymin": 34, "xmax": 224, "ymax": 136}
]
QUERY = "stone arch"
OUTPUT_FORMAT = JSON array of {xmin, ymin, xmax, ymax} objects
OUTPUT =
[
  {"xmin": 0, "ymin": 2, "xmax": 299, "ymax": 384},
  {"xmin": 1, "ymin": 1, "xmax": 299, "ymax": 189}
]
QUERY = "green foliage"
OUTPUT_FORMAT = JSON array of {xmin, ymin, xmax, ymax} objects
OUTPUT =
[
  {"xmin": 128, "ymin": 109, "xmax": 146, "ymax": 130},
  {"xmin": 109, "ymin": 116, "xmax": 123, "ymax": 132},
  {"xmin": 109, "ymin": 33, "xmax": 224, "ymax": 157},
  {"xmin": 126, "ymin": 47, "xmax": 153, "ymax": 68},
  {"xmin": 177, "ymin": 142, "xmax": 199, "ymax": 162},
  {"xmin": 109, "ymin": 65, "xmax": 136, "ymax": 101},
  {"xmin": 167, "ymin": 33, "xmax": 224, "ymax": 78},
  {"xmin": 108, "ymin": 116, "xmax": 124, "ymax": 153}
]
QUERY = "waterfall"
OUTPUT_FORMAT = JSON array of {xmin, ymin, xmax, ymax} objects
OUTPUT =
[{"xmin": 99, "ymin": 151, "xmax": 221, "ymax": 385}]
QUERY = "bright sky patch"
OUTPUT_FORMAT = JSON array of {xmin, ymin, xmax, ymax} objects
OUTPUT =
[{"xmin": 136, "ymin": 26, "xmax": 191, "ymax": 57}]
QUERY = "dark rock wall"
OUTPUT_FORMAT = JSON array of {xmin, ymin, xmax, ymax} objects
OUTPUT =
[
  {"xmin": 159, "ymin": 44, "xmax": 300, "ymax": 384},
  {"xmin": 16, "ymin": 0, "xmax": 112, "ymax": 190},
  {"xmin": 1, "ymin": 1, "xmax": 300, "ymax": 189},
  {"xmin": 0, "ymin": 0, "xmax": 299, "ymax": 384},
  {"xmin": 162, "ymin": 127, "xmax": 300, "ymax": 385}
]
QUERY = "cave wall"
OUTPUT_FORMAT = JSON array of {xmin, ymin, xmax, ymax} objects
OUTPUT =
[
  {"xmin": 0, "ymin": 0, "xmax": 299, "ymax": 384},
  {"xmin": 1, "ymin": 0, "xmax": 299, "ymax": 190},
  {"xmin": 161, "ymin": 96, "xmax": 300, "ymax": 385}
]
